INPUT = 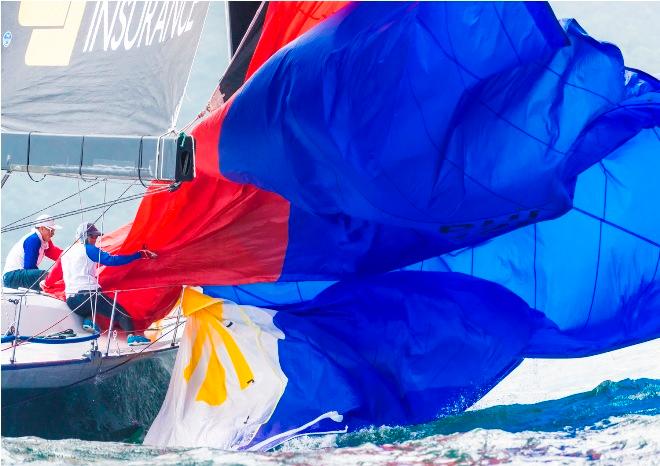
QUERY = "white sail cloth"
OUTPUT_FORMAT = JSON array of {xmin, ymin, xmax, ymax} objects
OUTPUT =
[{"xmin": 145, "ymin": 288, "xmax": 287, "ymax": 449}]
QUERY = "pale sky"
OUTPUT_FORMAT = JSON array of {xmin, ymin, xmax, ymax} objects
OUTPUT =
[
  {"xmin": 2, "ymin": 2, "xmax": 659, "ymax": 266},
  {"xmin": 550, "ymin": 1, "xmax": 659, "ymax": 77}
]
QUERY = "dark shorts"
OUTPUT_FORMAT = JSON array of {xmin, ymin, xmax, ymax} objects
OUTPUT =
[
  {"xmin": 66, "ymin": 291, "xmax": 135, "ymax": 332},
  {"xmin": 2, "ymin": 269, "xmax": 47, "ymax": 291}
]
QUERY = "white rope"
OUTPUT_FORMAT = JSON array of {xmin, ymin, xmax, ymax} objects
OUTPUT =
[
  {"xmin": 77, "ymin": 178, "xmax": 84, "ymax": 224},
  {"xmin": 91, "ymin": 179, "xmax": 110, "ymax": 335},
  {"xmin": 2, "ymin": 184, "xmax": 171, "ymax": 233},
  {"xmin": 2, "ymin": 181, "xmax": 100, "ymax": 229}
]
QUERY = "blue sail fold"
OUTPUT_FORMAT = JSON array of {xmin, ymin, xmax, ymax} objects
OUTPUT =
[
  {"xmin": 203, "ymin": 270, "xmax": 659, "ymax": 449},
  {"xmin": 198, "ymin": 1, "xmax": 659, "ymax": 451},
  {"xmin": 215, "ymin": 2, "xmax": 659, "ymax": 284}
]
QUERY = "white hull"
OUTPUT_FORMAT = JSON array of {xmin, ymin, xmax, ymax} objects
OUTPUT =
[
  {"xmin": 2, "ymin": 344, "xmax": 178, "ymax": 390},
  {"xmin": 1, "ymin": 287, "xmax": 182, "ymax": 390}
]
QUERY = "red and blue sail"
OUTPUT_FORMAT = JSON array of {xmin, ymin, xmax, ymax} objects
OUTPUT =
[{"xmin": 89, "ymin": 1, "xmax": 659, "ymax": 447}]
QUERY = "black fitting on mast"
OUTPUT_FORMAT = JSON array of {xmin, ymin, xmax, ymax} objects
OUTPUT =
[{"xmin": 175, "ymin": 132, "xmax": 195, "ymax": 182}]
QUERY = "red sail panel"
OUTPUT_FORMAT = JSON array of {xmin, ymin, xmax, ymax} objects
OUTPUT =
[
  {"xmin": 44, "ymin": 2, "xmax": 349, "ymax": 326},
  {"xmin": 246, "ymin": 2, "xmax": 349, "ymax": 80},
  {"xmin": 98, "ymin": 102, "xmax": 290, "ymax": 324}
]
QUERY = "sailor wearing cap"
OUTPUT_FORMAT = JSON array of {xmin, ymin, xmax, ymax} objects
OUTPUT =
[
  {"xmin": 2, "ymin": 214, "xmax": 63, "ymax": 291},
  {"xmin": 60, "ymin": 222, "xmax": 157, "ymax": 346}
]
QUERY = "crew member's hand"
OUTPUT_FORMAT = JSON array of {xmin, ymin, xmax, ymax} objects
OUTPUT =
[{"xmin": 139, "ymin": 249, "xmax": 158, "ymax": 259}]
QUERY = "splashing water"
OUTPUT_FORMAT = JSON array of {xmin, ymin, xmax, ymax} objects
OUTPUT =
[{"xmin": 2, "ymin": 378, "xmax": 659, "ymax": 465}]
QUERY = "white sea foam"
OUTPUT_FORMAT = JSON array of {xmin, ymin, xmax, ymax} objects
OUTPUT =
[{"xmin": 2, "ymin": 414, "xmax": 658, "ymax": 465}]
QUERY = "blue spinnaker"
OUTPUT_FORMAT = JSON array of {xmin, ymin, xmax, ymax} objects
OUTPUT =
[
  {"xmin": 220, "ymin": 4, "xmax": 655, "ymax": 232},
  {"xmin": 437, "ymin": 128, "xmax": 660, "ymax": 357},
  {"xmin": 202, "ymin": 270, "xmax": 659, "ymax": 450},
  {"xmin": 147, "ymin": 1, "xmax": 660, "ymax": 451},
  {"xmin": 206, "ymin": 127, "xmax": 660, "ymax": 359},
  {"xmin": 106, "ymin": 2, "xmax": 659, "ymax": 299}
]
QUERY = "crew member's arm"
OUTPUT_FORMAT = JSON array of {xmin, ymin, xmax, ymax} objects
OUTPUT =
[
  {"xmin": 22, "ymin": 234, "xmax": 42, "ymax": 269},
  {"xmin": 44, "ymin": 241, "xmax": 63, "ymax": 260},
  {"xmin": 85, "ymin": 244, "xmax": 141, "ymax": 266}
]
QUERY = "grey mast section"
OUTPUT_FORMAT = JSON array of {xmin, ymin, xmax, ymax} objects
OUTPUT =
[{"xmin": 1, "ymin": 131, "xmax": 194, "ymax": 182}]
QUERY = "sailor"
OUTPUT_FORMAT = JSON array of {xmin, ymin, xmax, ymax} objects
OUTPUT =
[
  {"xmin": 61, "ymin": 222, "xmax": 157, "ymax": 346},
  {"xmin": 3, "ymin": 214, "xmax": 63, "ymax": 291}
]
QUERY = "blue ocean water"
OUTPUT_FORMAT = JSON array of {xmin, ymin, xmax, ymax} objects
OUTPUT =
[{"xmin": 2, "ymin": 375, "xmax": 658, "ymax": 465}]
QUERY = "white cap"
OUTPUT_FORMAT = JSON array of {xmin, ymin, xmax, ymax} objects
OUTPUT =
[
  {"xmin": 75, "ymin": 222, "xmax": 102, "ymax": 243},
  {"xmin": 34, "ymin": 214, "xmax": 62, "ymax": 230}
]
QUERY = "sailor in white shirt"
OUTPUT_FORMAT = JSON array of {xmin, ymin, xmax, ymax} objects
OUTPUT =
[
  {"xmin": 3, "ymin": 214, "xmax": 63, "ymax": 290},
  {"xmin": 61, "ymin": 222, "xmax": 156, "ymax": 346}
]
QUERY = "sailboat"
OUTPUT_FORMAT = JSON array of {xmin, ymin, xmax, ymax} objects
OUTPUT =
[
  {"xmin": 2, "ymin": 0, "xmax": 659, "ymax": 452},
  {"xmin": 1, "ymin": 1, "xmax": 209, "ymax": 392},
  {"xmin": 135, "ymin": 1, "xmax": 660, "ymax": 450}
]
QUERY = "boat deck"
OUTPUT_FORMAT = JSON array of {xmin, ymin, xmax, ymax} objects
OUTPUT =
[{"xmin": 1, "ymin": 288, "xmax": 183, "ymax": 389}]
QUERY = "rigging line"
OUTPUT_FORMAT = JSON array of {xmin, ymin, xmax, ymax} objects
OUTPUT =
[
  {"xmin": 229, "ymin": 1, "xmax": 265, "ymax": 62},
  {"xmin": 106, "ymin": 321, "xmax": 182, "ymax": 336},
  {"xmin": 101, "ymin": 179, "xmax": 108, "ymax": 236},
  {"xmin": 15, "ymin": 182, "xmax": 138, "ymax": 299},
  {"xmin": 94, "ymin": 179, "xmax": 109, "ymax": 322},
  {"xmin": 178, "ymin": 112, "xmax": 202, "ymax": 134},
  {"xmin": 0, "ymin": 185, "xmax": 171, "ymax": 233},
  {"xmin": 2, "ymin": 181, "xmax": 100, "ymax": 229},
  {"xmin": 572, "ymin": 206, "xmax": 660, "ymax": 249},
  {"xmin": 110, "ymin": 318, "xmax": 182, "ymax": 335},
  {"xmin": 0, "ymin": 320, "xmax": 185, "ymax": 410},
  {"xmin": 89, "ymin": 291, "xmax": 102, "ymax": 346},
  {"xmin": 1, "ymin": 180, "xmax": 144, "ymax": 322},
  {"xmin": 1, "ymin": 193, "xmax": 148, "ymax": 233},
  {"xmin": 22, "ymin": 173, "xmax": 147, "ymax": 184},
  {"xmin": 171, "ymin": 0, "xmax": 209, "ymax": 130},
  {"xmin": 77, "ymin": 178, "xmax": 84, "ymax": 224},
  {"xmin": 76, "ymin": 282, "xmax": 183, "ymax": 295},
  {"xmin": 9, "ymin": 280, "xmax": 215, "ymax": 351}
]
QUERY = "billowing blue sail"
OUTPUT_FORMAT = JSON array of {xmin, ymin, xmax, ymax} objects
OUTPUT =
[
  {"xmin": 437, "ymin": 127, "xmax": 660, "ymax": 357},
  {"xmin": 215, "ymin": 3, "xmax": 659, "ymax": 282},
  {"xmin": 218, "ymin": 5, "xmax": 653, "ymax": 228},
  {"xmin": 207, "ymin": 127, "xmax": 660, "ymax": 360},
  {"xmin": 202, "ymin": 269, "xmax": 659, "ymax": 450},
  {"xmin": 149, "ymin": 1, "xmax": 660, "ymax": 451},
  {"xmin": 239, "ymin": 272, "xmax": 545, "ymax": 448}
]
